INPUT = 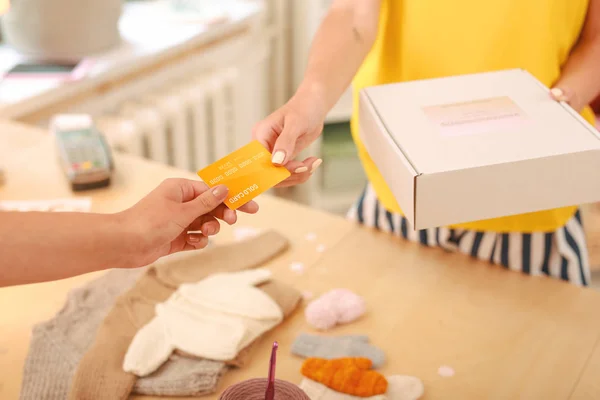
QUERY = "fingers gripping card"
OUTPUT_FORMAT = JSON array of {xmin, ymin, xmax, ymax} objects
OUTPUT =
[{"xmin": 197, "ymin": 141, "xmax": 291, "ymax": 210}]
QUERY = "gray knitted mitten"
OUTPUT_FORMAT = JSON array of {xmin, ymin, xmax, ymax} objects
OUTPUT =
[{"xmin": 291, "ymin": 333, "xmax": 386, "ymax": 368}]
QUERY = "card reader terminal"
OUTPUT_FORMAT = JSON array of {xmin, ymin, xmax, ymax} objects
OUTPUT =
[{"xmin": 50, "ymin": 114, "xmax": 114, "ymax": 191}]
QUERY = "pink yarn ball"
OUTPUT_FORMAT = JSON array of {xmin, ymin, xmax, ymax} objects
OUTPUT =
[
  {"xmin": 334, "ymin": 290, "xmax": 366, "ymax": 323},
  {"xmin": 305, "ymin": 289, "xmax": 366, "ymax": 330},
  {"xmin": 305, "ymin": 301, "xmax": 338, "ymax": 330}
]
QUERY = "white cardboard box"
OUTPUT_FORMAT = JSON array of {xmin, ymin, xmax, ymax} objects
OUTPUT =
[{"xmin": 359, "ymin": 69, "xmax": 600, "ymax": 230}]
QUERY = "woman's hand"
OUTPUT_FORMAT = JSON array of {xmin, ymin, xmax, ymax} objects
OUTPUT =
[
  {"xmin": 121, "ymin": 178, "xmax": 259, "ymax": 266},
  {"xmin": 252, "ymin": 89, "xmax": 326, "ymax": 187}
]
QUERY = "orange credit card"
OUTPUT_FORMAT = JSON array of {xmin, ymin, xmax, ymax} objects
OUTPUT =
[{"xmin": 197, "ymin": 141, "xmax": 291, "ymax": 210}]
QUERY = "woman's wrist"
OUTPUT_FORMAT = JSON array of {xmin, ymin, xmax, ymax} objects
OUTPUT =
[{"xmin": 292, "ymin": 80, "xmax": 330, "ymax": 121}]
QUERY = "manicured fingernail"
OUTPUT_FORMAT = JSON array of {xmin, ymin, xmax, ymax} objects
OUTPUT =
[
  {"xmin": 294, "ymin": 166, "xmax": 308, "ymax": 173},
  {"xmin": 204, "ymin": 226, "xmax": 216, "ymax": 235},
  {"xmin": 310, "ymin": 159, "xmax": 323, "ymax": 173},
  {"xmin": 272, "ymin": 151, "xmax": 285, "ymax": 165},
  {"xmin": 212, "ymin": 185, "xmax": 228, "ymax": 198},
  {"xmin": 551, "ymin": 88, "xmax": 564, "ymax": 99},
  {"xmin": 188, "ymin": 235, "xmax": 201, "ymax": 243}
]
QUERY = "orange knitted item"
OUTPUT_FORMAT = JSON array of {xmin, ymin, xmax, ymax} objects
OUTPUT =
[{"xmin": 300, "ymin": 357, "xmax": 388, "ymax": 397}]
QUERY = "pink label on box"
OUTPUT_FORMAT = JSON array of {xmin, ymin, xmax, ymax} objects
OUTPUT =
[{"xmin": 423, "ymin": 97, "xmax": 528, "ymax": 136}]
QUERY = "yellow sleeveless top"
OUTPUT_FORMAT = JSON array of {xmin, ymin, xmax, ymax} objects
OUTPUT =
[{"xmin": 351, "ymin": 0, "xmax": 595, "ymax": 233}]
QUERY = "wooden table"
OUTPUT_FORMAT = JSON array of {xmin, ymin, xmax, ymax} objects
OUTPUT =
[{"xmin": 1, "ymin": 122, "xmax": 600, "ymax": 399}]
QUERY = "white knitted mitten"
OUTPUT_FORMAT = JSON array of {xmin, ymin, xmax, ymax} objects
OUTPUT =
[
  {"xmin": 299, "ymin": 376, "xmax": 424, "ymax": 400},
  {"xmin": 123, "ymin": 269, "xmax": 282, "ymax": 376},
  {"xmin": 299, "ymin": 378, "xmax": 387, "ymax": 400},
  {"xmin": 385, "ymin": 376, "xmax": 424, "ymax": 400}
]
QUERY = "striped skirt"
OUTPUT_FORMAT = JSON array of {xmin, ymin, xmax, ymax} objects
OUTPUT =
[{"xmin": 347, "ymin": 184, "xmax": 591, "ymax": 286}]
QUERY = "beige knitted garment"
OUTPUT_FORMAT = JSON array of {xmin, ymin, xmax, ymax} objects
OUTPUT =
[{"xmin": 68, "ymin": 230, "xmax": 293, "ymax": 400}]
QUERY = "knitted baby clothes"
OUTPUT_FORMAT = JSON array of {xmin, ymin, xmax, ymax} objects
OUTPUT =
[
  {"xmin": 19, "ymin": 268, "xmax": 144, "ymax": 400},
  {"xmin": 292, "ymin": 334, "xmax": 386, "ymax": 368},
  {"xmin": 299, "ymin": 378, "xmax": 387, "ymax": 400},
  {"xmin": 20, "ymin": 231, "xmax": 298, "ymax": 399},
  {"xmin": 132, "ymin": 355, "xmax": 226, "ymax": 397},
  {"xmin": 69, "ymin": 230, "xmax": 289, "ymax": 400},
  {"xmin": 190, "ymin": 276, "xmax": 303, "ymax": 369},
  {"xmin": 385, "ymin": 376, "xmax": 424, "ymax": 400},
  {"xmin": 301, "ymin": 358, "xmax": 388, "ymax": 397},
  {"xmin": 19, "ymin": 267, "xmax": 226, "ymax": 399},
  {"xmin": 123, "ymin": 269, "xmax": 283, "ymax": 376},
  {"xmin": 133, "ymin": 278, "xmax": 301, "ymax": 397}
]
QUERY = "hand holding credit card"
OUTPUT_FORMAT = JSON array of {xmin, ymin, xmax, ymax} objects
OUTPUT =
[{"xmin": 197, "ymin": 141, "xmax": 291, "ymax": 210}]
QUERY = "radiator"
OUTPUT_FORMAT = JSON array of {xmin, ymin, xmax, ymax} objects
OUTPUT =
[
  {"xmin": 67, "ymin": 34, "xmax": 271, "ymax": 173},
  {"xmin": 96, "ymin": 68, "xmax": 241, "ymax": 172}
]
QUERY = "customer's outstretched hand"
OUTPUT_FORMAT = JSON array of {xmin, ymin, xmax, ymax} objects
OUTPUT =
[{"xmin": 123, "ymin": 178, "xmax": 258, "ymax": 266}]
